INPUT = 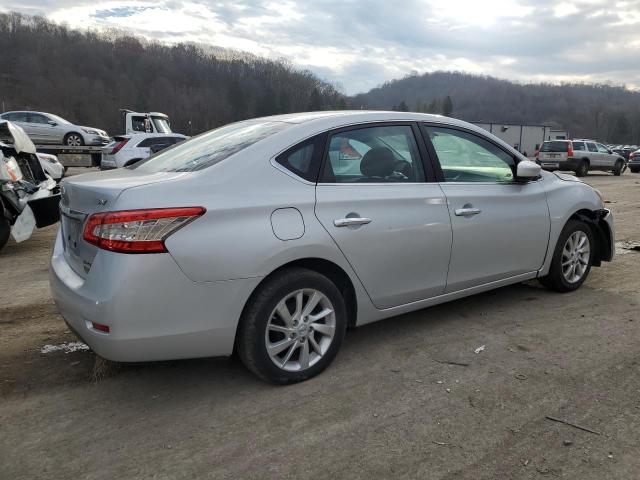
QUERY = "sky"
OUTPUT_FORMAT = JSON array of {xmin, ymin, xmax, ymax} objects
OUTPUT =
[{"xmin": 2, "ymin": 0, "xmax": 640, "ymax": 94}]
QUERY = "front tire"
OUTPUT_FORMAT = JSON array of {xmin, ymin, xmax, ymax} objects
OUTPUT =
[
  {"xmin": 539, "ymin": 219, "xmax": 594, "ymax": 293},
  {"xmin": 237, "ymin": 268, "xmax": 347, "ymax": 384},
  {"xmin": 64, "ymin": 133, "xmax": 84, "ymax": 147},
  {"xmin": 613, "ymin": 160, "xmax": 623, "ymax": 176},
  {"xmin": 575, "ymin": 160, "xmax": 589, "ymax": 177}
]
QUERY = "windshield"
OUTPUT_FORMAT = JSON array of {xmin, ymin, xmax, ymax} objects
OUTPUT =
[
  {"xmin": 152, "ymin": 116, "xmax": 171, "ymax": 134},
  {"xmin": 133, "ymin": 120, "xmax": 291, "ymax": 173},
  {"xmin": 46, "ymin": 113, "xmax": 72, "ymax": 125}
]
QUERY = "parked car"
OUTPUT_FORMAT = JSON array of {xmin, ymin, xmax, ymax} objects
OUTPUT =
[
  {"xmin": 100, "ymin": 133, "xmax": 187, "ymax": 169},
  {"xmin": 0, "ymin": 121, "xmax": 60, "ymax": 251},
  {"xmin": 628, "ymin": 149, "xmax": 640, "ymax": 173},
  {"xmin": 537, "ymin": 139, "xmax": 626, "ymax": 176},
  {"xmin": 36, "ymin": 152, "xmax": 65, "ymax": 182},
  {"xmin": 50, "ymin": 111, "xmax": 614, "ymax": 384},
  {"xmin": 0, "ymin": 111, "xmax": 109, "ymax": 146}
]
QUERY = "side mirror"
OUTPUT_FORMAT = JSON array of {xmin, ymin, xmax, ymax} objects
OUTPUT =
[
  {"xmin": 516, "ymin": 160, "xmax": 541, "ymax": 181},
  {"xmin": 47, "ymin": 120, "xmax": 57, "ymax": 126}
]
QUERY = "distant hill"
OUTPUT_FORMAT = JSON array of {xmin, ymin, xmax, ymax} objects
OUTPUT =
[
  {"xmin": 0, "ymin": 12, "xmax": 346, "ymax": 135},
  {"xmin": 353, "ymin": 71, "xmax": 640, "ymax": 143}
]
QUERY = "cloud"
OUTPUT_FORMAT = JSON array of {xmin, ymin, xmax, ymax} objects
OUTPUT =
[{"xmin": 2, "ymin": 0, "xmax": 640, "ymax": 93}]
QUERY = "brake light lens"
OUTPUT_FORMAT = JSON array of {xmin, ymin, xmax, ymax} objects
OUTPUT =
[
  {"xmin": 567, "ymin": 142, "xmax": 574, "ymax": 158},
  {"xmin": 83, "ymin": 207, "xmax": 206, "ymax": 253},
  {"xmin": 110, "ymin": 138, "xmax": 129, "ymax": 155}
]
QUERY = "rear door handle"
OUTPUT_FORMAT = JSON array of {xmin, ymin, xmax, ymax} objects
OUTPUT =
[
  {"xmin": 334, "ymin": 217, "xmax": 372, "ymax": 227},
  {"xmin": 454, "ymin": 207, "xmax": 481, "ymax": 217}
]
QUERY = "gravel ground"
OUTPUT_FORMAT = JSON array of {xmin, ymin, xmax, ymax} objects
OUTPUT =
[{"xmin": 1, "ymin": 170, "xmax": 639, "ymax": 480}]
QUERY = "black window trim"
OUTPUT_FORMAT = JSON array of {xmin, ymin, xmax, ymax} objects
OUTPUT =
[
  {"xmin": 272, "ymin": 131, "xmax": 328, "ymax": 184},
  {"xmin": 317, "ymin": 121, "xmax": 437, "ymax": 185},
  {"xmin": 418, "ymin": 122, "xmax": 528, "ymax": 185}
]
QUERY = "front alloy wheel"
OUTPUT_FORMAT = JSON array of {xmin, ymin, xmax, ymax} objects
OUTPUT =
[
  {"xmin": 65, "ymin": 133, "xmax": 83, "ymax": 146},
  {"xmin": 561, "ymin": 231, "xmax": 590, "ymax": 284},
  {"xmin": 540, "ymin": 219, "xmax": 594, "ymax": 292},
  {"xmin": 238, "ymin": 268, "xmax": 347, "ymax": 384}
]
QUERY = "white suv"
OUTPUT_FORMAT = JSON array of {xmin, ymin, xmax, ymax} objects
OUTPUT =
[
  {"xmin": 101, "ymin": 133, "xmax": 187, "ymax": 169},
  {"xmin": 537, "ymin": 139, "xmax": 626, "ymax": 177}
]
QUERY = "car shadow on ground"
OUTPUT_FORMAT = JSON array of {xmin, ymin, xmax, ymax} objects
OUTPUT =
[{"xmin": 2, "ymin": 278, "xmax": 579, "ymax": 400}]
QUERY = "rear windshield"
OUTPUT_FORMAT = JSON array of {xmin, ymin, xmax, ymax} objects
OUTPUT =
[
  {"xmin": 133, "ymin": 120, "xmax": 290, "ymax": 173},
  {"xmin": 540, "ymin": 141, "xmax": 568, "ymax": 152}
]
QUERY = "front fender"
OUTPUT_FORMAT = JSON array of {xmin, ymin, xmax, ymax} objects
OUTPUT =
[{"xmin": 538, "ymin": 174, "xmax": 612, "ymax": 276}]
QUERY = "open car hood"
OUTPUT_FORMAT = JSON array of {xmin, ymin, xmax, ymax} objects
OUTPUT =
[{"xmin": 0, "ymin": 120, "xmax": 36, "ymax": 154}]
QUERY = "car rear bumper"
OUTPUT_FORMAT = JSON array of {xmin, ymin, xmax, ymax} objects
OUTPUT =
[{"xmin": 49, "ymin": 229, "xmax": 262, "ymax": 362}]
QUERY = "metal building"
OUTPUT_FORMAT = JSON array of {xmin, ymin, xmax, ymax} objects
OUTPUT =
[{"xmin": 472, "ymin": 122, "xmax": 568, "ymax": 158}]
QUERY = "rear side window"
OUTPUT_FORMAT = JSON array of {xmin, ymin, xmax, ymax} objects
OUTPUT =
[
  {"xmin": 540, "ymin": 141, "xmax": 568, "ymax": 152},
  {"xmin": 587, "ymin": 143, "xmax": 598, "ymax": 152},
  {"xmin": 4, "ymin": 112, "xmax": 28, "ymax": 122},
  {"xmin": 275, "ymin": 133, "xmax": 326, "ymax": 182},
  {"xmin": 137, "ymin": 137, "xmax": 172, "ymax": 148},
  {"xmin": 134, "ymin": 120, "xmax": 290, "ymax": 173},
  {"xmin": 572, "ymin": 141, "xmax": 586, "ymax": 151},
  {"xmin": 321, "ymin": 125, "xmax": 425, "ymax": 183}
]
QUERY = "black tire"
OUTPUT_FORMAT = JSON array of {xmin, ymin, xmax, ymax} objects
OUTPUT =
[
  {"xmin": 630, "ymin": 168, "xmax": 639, "ymax": 174},
  {"xmin": 63, "ymin": 133, "xmax": 84, "ymax": 147},
  {"xmin": 575, "ymin": 160, "xmax": 589, "ymax": 177},
  {"xmin": 0, "ymin": 216, "xmax": 10, "ymax": 251},
  {"xmin": 612, "ymin": 160, "xmax": 623, "ymax": 176},
  {"xmin": 539, "ymin": 219, "xmax": 594, "ymax": 293},
  {"xmin": 237, "ymin": 268, "xmax": 347, "ymax": 384}
]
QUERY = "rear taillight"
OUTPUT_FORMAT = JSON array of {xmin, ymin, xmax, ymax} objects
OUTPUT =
[
  {"xmin": 83, "ymin": 207, "xmax": 205, "ymax": 253},
  {"xmin": 567, "ymin": 142, "xmax": 574, "ymax": 158},
  {"xmin": 110, "ymin": 138, "xmax": 129, "ymax": 155}
]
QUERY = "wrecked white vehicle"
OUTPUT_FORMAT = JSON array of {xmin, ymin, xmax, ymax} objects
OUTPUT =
[{"xmin": 0, "ymin": 120, "xmax": 60, "ymax": 251}]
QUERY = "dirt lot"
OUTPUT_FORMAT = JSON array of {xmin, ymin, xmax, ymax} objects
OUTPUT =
[{"xmin": 1, "ymin": 170, "xmax": 639, "ymax": 480}]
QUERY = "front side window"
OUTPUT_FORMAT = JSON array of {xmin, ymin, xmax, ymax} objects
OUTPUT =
[
  {"xmin": 134, "ymin": 120, "xmax": 290, "ymax": 173},
  {"xmin": 425, "ymin": 126, "xmax": 515, "ymax": 183},
  {"xmin": 596, "ymin": 143, "xmax": 609, "ymax": 153},
  {"xmin": 28, "ymin": 113, "xmax": 49, "ymax": 124},
  {"xmin": 131, "ymin": 116, "xmax": 147, "ymax": 132},
  {"xmin": 322, "ymin": 125, "xmax": 424, "ymax": 183}
]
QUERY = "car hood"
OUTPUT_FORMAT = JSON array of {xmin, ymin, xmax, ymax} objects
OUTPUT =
[
  {"xmin": 553, "ymin": 171, "xmax": 583, "ymax": 183},
  {"xmin": 79, "ymin": 126, "xmax": 108, "ymax": 136}
]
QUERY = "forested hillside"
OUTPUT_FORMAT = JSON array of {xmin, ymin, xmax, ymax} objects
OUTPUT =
[
  {"xmin": 352, "ymin": 71, "xmax": 640, "ymax": 143},
  {"xmin": 2, "ymin": 12, "xmax": 639, "ymax": 143},
  {"xmin": 0, "ymin": 13, "xmax": 346, "ymax": 135}
]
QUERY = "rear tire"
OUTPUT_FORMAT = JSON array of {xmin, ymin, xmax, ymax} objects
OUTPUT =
[
  {"xmin": 539, "ymin": 219, "xmax": 594, "ymax": 293},
  {"xmin": 237, "ymin": 268, "xmax": 347, "ymax": 384},
  {"xmin": 575, "ymin": 160, "xmax": 589, "ymax": 177},
  {"xmin": 613, "ymin": 160, "xmax": 623, "ymax": 176},
  {"xmin": 0, "ymin": 216, "xmax": 10, "ymax": 251}
]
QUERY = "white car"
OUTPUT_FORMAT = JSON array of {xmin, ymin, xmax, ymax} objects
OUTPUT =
[
  {"xmin": 36, "ymin": 152, "xmax": 65, "ymax": 182},
  {"xmin": 100, "ymin": 133, "xmax": 187, "ymax": 169}
]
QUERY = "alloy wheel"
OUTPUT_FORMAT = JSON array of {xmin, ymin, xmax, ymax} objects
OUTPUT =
[
  {"xmin": 265, "ymin": 289, "xmax": 336, "ymax": 372},
  {"xmin": 66, "ymin": 134, "xmax": 82, "ymax": 146},
  {"xmin": 561, "ymin": 231, "xmax": 590, "ymax": 283}
]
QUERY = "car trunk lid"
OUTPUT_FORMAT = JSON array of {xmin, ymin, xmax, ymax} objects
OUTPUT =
[{"xmin": 59, "ymin": 169, "xmax": 185, "ymax": 277}]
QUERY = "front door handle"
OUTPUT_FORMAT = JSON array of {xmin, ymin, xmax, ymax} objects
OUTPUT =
[
  {"xmin": 454, "ymin": 207, "xmax": 481, "ymax": 217},
  {"xmin": 334, "ymin": 217, "xmax": 372, "ymax": 227}
]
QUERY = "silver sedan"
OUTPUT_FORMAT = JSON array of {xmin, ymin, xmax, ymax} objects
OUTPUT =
[
  {"xmin": 0, "ymin": 111, "xmax": 109, "ymax": 146},
  {"xmin": 50, "ymin": 111, "xmax": 614, "ymax": 383}
]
